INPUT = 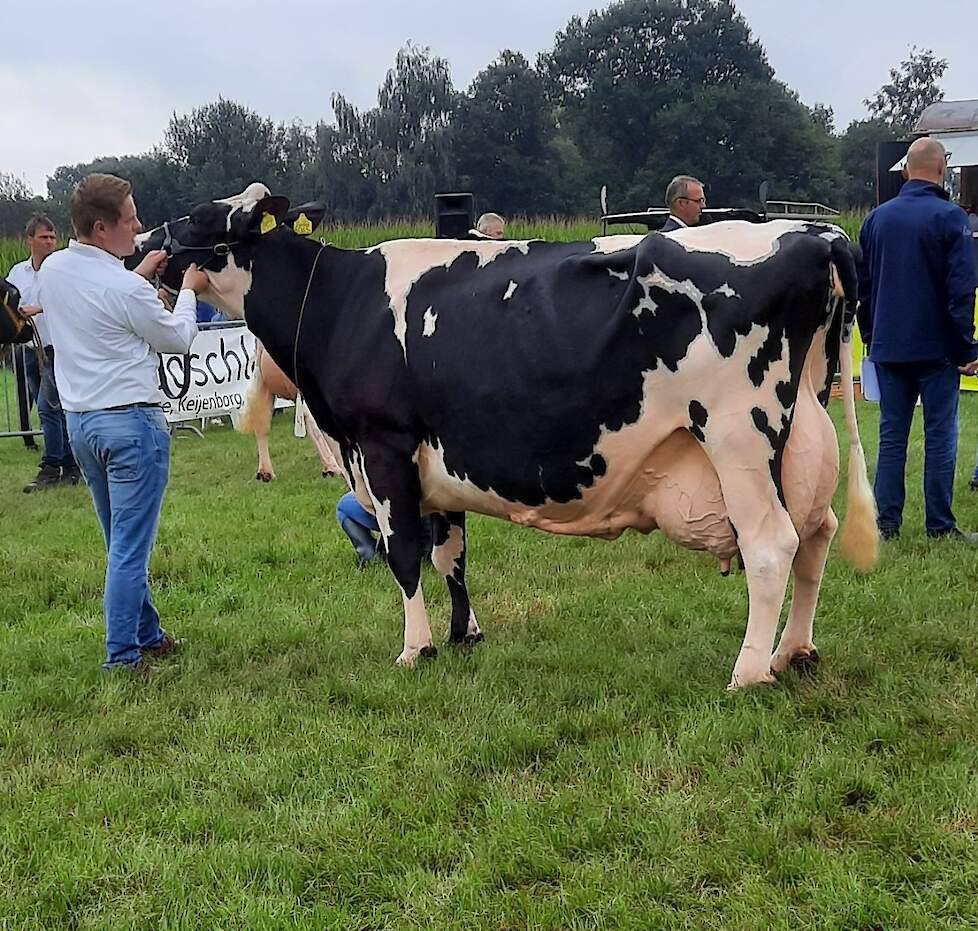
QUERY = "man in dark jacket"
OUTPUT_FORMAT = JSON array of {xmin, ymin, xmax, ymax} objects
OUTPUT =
[
  {"xmin": 660, "ymin": 176, "xmax": 705, "ymax": 232},
  {"xmin": 857, "ymin": 137, "xmax": 978, "ymax": 541}
]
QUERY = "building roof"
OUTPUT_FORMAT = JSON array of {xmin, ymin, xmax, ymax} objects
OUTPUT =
[{"xmin": 914, "ymin": 99, "xmax": 978, "ymax": 134}]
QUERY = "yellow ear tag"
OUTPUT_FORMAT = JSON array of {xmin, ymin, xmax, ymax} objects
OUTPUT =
[
  {"xmin": 260, "ymin": 212, "xmax": 277, "ymax": 235},
  {"xmin": 293, "ymin": 212, "xmax": 313, "ymax": 236}
]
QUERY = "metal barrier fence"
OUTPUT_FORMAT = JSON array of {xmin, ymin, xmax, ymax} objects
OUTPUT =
[
  {"xmin": 0, "ymin": 318, "xmax": 247, "ymax": 446},
  {"xmin": 0, "ymin": 344, "xmax": 40, "ymax": 447}
]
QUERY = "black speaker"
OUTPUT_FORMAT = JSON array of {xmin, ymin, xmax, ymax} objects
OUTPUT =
[
  {"xmin": 434, "ymin": 192, "xmax": 474, "ymax": 239},
  {"xmin": 876, "ymin": 140, "xmax": 911, "ymax": 205}
]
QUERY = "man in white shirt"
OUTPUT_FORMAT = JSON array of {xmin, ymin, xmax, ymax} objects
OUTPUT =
[
  {"xmin": 7, "ymin": 215, "xmax": 80, "ymax": 491},
  {"xmin": 39, "ymin": 173, "xmax": 208, "ymax": 675},
  {"xmin": 660, "ymin": 175, "xmax": 706, "ymax": 233}
]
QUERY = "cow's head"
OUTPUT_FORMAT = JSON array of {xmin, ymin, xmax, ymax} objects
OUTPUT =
[{"xmin": 132, "ymin": 183, "xmax": 326, "ymax": 319}]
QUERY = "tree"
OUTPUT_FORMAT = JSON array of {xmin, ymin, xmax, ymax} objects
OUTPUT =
[
  {"xmin": 46, "ymin": 153, "xmax": 183, "ymax": 229},
  {"xmin": 540, "ymin": 0, "xmax": 835, "ymax": 210},
  {"xmin": 331, "ymin": 43, "xmax": 456, "ymax": 217},
  {"xmin": 162, "ymin": 98, "xmax": 305, "ymax": 207},
  {"xmin": 811, "ymin": 103, "xmax": 835, "ymax": 136},
  {"xmin": 0, "ymin": 172, "xmax": 57, "ymax": 238},
  {"xmin": 0, "ymin": 172, "xmax": 33, "ymax": 201},
  {"xmin": 455, "ymin": 51, "xmax": 558, "ymax": 216},
  {"xmin": 836, "ymin": 118, "xmax": 898, "ymax": 208},
  {"xmin": 864, "ymin": 46, "xmax": 948, "ymax": 133}
]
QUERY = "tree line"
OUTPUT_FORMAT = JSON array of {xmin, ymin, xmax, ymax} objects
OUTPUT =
[{"xmin": 0, "ymin": 0, "xmax": 948, "ymax": 236}]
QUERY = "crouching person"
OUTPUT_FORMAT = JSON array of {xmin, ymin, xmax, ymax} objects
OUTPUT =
[
  {"xmin": 336, "ymin": 491, "xmax": 435, "ymax": 569},
  {"xmin": 38, "ymin": 174, "xmax": 209, "ymax": 676},
  {"xmin": 336, "ymin": 492, "xmax": 385, "ymax": 568}
]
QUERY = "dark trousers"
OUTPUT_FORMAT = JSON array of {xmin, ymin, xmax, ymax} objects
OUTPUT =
[
  {"xmin": 874, "ymin": 360, "xmax": 960, "ymax": 536},
  {"xmin": 24, "ymin": 347, "xmax": 76, "ymax": 471}
]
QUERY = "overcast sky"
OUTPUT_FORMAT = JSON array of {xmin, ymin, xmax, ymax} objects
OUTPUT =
[{"xmin": 3, "ymin": 0, "xmax": 974, "ymax": 195}]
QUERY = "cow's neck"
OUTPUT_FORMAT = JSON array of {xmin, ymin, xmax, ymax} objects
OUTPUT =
[{"xmin": 243, "ymin": 233, "xmax": 330, "ymax": 384}]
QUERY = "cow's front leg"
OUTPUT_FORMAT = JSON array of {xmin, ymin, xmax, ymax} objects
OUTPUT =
[
  {"xmin": 361, "ymin": 452, "xmax": 436, "ymax": 667},
  {"xmin": 431, "ymin": 511, "xmax": 483, "ymax": 646},
  {"xmin": 303, "ymin": 410, "xmax": 342, "ymax": 477},
  {"xmin": 772, "ymin": 509, "xmax": 837, "ymax": 674}
]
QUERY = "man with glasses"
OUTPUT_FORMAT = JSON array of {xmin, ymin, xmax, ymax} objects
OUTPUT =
[{"xmin": 661, "ymin": 176, "xmax": 706, "ymax": 232}]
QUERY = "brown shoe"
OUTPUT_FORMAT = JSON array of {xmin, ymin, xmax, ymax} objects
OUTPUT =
[
  {"xmin": 101, "ymin": 659, "xmax": 155, "ymax": 678},
  {"xmin": 141, "ymin": 633, "xmax": 184, "ymax": 658}
]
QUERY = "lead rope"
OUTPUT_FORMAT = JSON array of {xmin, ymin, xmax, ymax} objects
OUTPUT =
[{"xmin": 291, "ymin": 243, "xmax": 326, "ymax": 397}]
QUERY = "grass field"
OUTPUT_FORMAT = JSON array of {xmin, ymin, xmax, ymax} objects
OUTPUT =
[{"xmin": 3, "ymin": 397, "xmax": 978, "ymax": 929}]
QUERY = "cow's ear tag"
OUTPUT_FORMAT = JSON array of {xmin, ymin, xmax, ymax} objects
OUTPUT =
[
  {"xmin": 292, "ymin": 212, "xmax": 313, "ymax": 235},
  {"xmin": 260, "ymin": 212, "xmax": 277, "ymax": 235}
]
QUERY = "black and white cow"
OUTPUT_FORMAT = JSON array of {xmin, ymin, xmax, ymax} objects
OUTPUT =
[{"xmin": 137, "ymin": 184, "xmax": 877, "ymax": 688}]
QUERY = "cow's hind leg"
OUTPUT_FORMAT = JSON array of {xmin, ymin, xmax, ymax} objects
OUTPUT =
[
  {"xmin": 360, "ymin": 451, "xmax": 436, "ymax": 667},
  {"xmin": 706, "ymin": 437, "xmax": 800, "ymax": 689},
  {"xmin": 772, "ymin": 509, "xmax": 838, "ymax": 674},
  {"xmin": 430, "ymin": 511, "xmax": 483, "ymax": 646}
]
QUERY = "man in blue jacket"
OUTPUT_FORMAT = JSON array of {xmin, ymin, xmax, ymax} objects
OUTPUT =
[{"xmin": 857, "ymin": 137, "xmax": 978, "ymax": 541}]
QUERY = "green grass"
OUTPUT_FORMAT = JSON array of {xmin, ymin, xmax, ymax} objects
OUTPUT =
[{"xmin": 2, "ymin": 398, "xmax": 978, "ymax": 929}]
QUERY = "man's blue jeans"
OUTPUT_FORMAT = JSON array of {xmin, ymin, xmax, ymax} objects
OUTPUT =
[
  {"xmin": 874, "ymin": 360, "xmax": 960, "ymax": 536},
  {"xmin": 24, "ymin": 347, "xmax": 76, "ymax": 470},
  {"xmin": 66, "ymin": 406, "xmax": 171, "ymax": 668}
]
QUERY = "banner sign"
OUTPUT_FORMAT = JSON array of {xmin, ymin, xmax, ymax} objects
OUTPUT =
[{"xmin": 157, "ymin": 324, "xmax": 289, "ymax": 422}]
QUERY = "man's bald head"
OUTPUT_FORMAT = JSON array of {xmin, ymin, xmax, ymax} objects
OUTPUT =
[{"xmin": 906, "ymin": 137, "xmax": 947, "ymax": 183}]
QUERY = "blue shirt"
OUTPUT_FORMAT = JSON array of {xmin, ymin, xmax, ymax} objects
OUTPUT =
[{"xmin": 857, "ymin": 180, "xmax": 978, "ymax": 365}]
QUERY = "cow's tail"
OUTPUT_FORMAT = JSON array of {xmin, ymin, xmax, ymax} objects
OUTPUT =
[
  {"xmin": 832, "ymin": 239, "xmax": 878, "ymax": 572},
  {"xmin": 235, "ymin": 345, "xmax": 272, "ymax": 436}
]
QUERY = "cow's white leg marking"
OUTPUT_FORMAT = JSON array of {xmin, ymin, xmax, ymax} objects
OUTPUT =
[
  {"xmin": 701, "ymin": 409, "xmax": 799, "ymax": 689},
  {"xmin": 255, "ymin": 430, "xmax": 275, "ymax": 482},
  {"xmin": 396, "ymin": 587, "xmax": 435, "ymax": 668},
  {"xmin": 431, "ymin": 515, "xmax": 482, "ymax": 644},
  {"xmin": 772, "ymin": 508, "xmax": 837, "ymax": 673},
  {"xmin": 727, "ymin": 508, "xmax": 798, "ymax": 689},
  {"xmin": 431, "ymin": 523, "xmax": 464, "ymax": 576}
]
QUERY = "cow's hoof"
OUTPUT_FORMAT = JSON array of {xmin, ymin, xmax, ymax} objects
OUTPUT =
[
  {"xmin": 450, "ymin": 631, "xmax": 485, "ymax": 647},
  {"xmin": 396, "ymin": 645, "xmax": 437, "ymax": 667},
  {"xmin": 771, "ymin": 645, "xmax": 819, "ymax": 674},
  {"xmin": 789, "ymin": 648, "xmax": 820, "ymax": 674},
  {"xmin": 256, "ymin": 472, "xmax": 273, "ymax": 483},
  {"xmin": 726, "ymin": 669, "xmax": 777, "ymax": 690}
]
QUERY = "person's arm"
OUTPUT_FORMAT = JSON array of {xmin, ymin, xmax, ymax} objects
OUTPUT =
[
  {"xmin": 855, "ymin": 220, "xmax": 873, "ymax": 349},
  {"xmin": 944, "ymin": 215, "xmax": 978, "ymax": 367},
  {"xmin": 122, "ymin": 266, "xmax": 207, "ymax": 354}
]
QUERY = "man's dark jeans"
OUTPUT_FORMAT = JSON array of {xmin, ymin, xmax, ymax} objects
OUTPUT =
[
  {"xmin": 874, "ymin": 360, "xmax": 960, "ymax": 536},
  {"xmin": 23, "ymin": 347, "xmax": 76, "ymax": 471}
]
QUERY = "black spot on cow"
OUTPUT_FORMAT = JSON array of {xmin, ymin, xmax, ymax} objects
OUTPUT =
[
  {"xmin": 776, "ymin": 380, "xmax": 794, "ymax": 409},
  {"xmin": 747, "ymin": 324, "xmax": 785, "ymax": 387},
  {"xmin": 751, "ymin": 407, "xmax": 779, "ymax": 448},
  {"xmin": 688, "ymin": 400, "xmax": 708, "ymax": 442},
  {"xmin": 751, "ymin": 406, "xmax": 793, "ymax": 507},
  {"xmin": 403, "ymin": 235, "xmax": 707, "ymax": 504}
]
